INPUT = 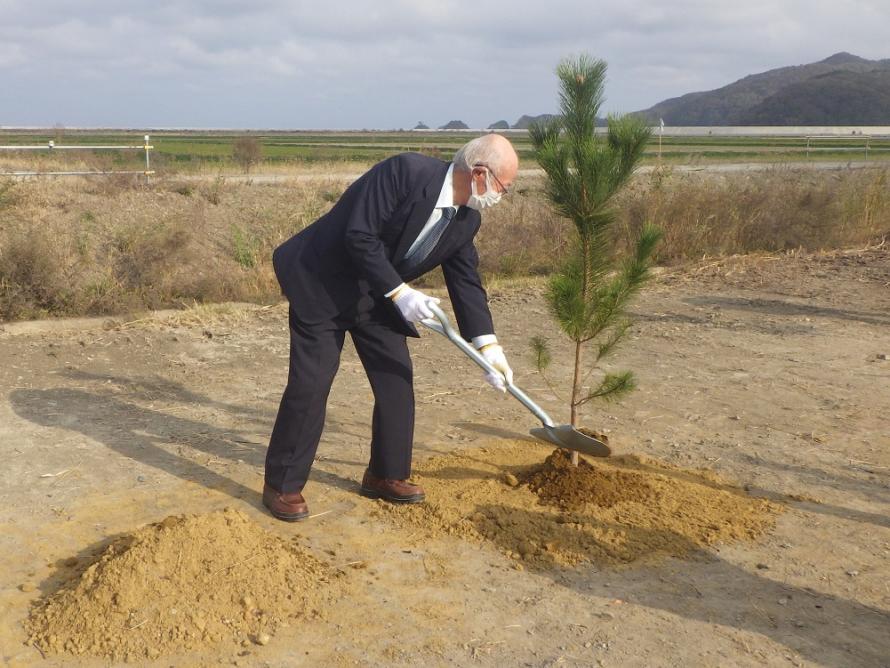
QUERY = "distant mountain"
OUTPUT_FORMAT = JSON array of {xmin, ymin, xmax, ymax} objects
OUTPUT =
[
  {"xmin": 511, "ymin": 114, "xmax": 558, "ymax": 129},
  {"xmin": 488, "ymin": 120, "xmax": 510, "ymax": 129},
  {"xmin": 511, "ymin": 113, "xmax": 610, "ymax": 128},
  {"xmin": 637, "ymin": 52, "xmax": 890, "ymax": 125},
  {"xmin": 739, "ymin": 69, "xmax": 890, "ymax": 125},
  {"xmin": 413, "ymin": 121, "xmax": 429, "ymax": 130},
  {"xmin": 439, "ymin": 120, "xmax": 469, "ymax": 130}
]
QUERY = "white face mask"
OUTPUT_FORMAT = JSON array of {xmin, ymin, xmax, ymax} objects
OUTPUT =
[{"xmin": 466, "ymin": 171, "xmax": 502, "ymax": 211}]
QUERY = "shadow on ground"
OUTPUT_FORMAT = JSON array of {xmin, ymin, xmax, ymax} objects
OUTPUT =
[
  {"xmin": 475, "ymin": 504, "xmax": 890, "ymax": 668},
  {"xmin": 9, "ymin": 380, "xmax": 357, "ymax": 504},
  {"xmin": 683, "ymin": 295, "xmax": 890, "ymax": 327}
]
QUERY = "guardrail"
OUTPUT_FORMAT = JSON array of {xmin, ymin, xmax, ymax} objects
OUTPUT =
[{"xmin": 0, "ymin": 135, "xmax": 155, "ymax": 181}]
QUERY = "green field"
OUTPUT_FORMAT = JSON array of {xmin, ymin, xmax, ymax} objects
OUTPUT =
[{"xmin": 1, "ymin": 129, "xmax": 889, "ymax": 172}]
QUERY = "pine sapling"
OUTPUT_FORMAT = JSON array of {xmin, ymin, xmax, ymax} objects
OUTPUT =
[{"xmin": 529, "ymin": 54, "xmax": 662, "ymax": 465}]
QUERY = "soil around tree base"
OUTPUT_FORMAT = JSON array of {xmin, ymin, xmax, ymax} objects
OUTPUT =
[
  {"xmin": 526, "ymin": 448, "xmax": 658, "ymax": 509},
  {"xmin": 379, "ymin": 441, "xmax": 783, "ymax": 568}
]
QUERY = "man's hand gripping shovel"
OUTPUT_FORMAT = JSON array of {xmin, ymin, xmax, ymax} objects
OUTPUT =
[{"xmin": 420, "ymin": 303, "xmax": 611, "ymax": 458}]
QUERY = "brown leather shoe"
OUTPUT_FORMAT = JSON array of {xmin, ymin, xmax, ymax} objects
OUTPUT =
[
  {"xmin": 262, "ymin": 483, "xmax": 309, "ymax": 522},
  {"xmin": 360, "ymin": 470, "xmax": 425, "ymax": 504}
]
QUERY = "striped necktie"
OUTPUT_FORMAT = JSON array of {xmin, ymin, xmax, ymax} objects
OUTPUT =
[{"xmin": 398, "ymin": 206, "xmax": 456, "ymax": 273}]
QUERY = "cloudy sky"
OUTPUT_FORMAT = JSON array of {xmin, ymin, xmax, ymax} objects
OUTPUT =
[{"xmin": 1, "ymin": 1, "xmax": 887, "ymax": 129}]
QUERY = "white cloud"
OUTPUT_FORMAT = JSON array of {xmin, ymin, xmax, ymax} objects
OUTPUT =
[
  {"xmin": 0, "ymin": 42, "xmax": 26, "ymax": 67},
  {"xmin": 0, "ymin": 0, "xmax": 887, "ymax": 127}
]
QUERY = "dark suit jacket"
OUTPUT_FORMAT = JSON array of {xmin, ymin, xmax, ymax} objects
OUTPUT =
[{"xmin": 272, "ymin": 152, "xmax": 494, "ymax": 340}]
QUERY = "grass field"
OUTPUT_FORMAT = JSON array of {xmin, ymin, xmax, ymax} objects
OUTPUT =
[{"xmin": 2, "ymin": 129, "xmax": 889, "ymax": 174}]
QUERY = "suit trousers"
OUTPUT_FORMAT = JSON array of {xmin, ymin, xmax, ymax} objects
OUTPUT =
[{"xmin": 264, "ymin": 301, "xmax": 414, "ymax": 493}]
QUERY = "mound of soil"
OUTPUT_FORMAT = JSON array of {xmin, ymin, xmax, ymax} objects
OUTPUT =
[
  {"xmin": 378, "ymin": 442, "xmax": 782, "ymax": 568},
  {"xmin": 526, "ymin": 449, "xmax": 657, "ymax": 509},
  {"xmin": 26, "ymin": 508, "xmax": 340, "ymax": 662}
]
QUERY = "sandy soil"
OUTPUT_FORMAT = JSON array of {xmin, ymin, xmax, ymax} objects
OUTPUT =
[{"xmin": 1, "ymin": 247, "xmax": 888, "ymax": 667}]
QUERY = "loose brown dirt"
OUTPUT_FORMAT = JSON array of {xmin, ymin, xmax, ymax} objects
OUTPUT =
[
  {"xmin": 526, "ymin": 448, "xmax": 655, "ymax": 510},
  {"xmin": 379, "ymin": 444, "xmax": 781, "ymax": 568},
  {"xmin": 25, "ymin": 508, "xmax": 341, "ymax": 662}
]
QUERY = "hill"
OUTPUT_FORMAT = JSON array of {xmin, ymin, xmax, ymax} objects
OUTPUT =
[
  {"xmin": 637, "ymin": 52, "xmax": 890, "ymax": 125},
  {"xmin": 739, "ymin": 69, "xmax": 890, "ymax": 125},
  {"xmin": 509, "ymin": 114, "xmax": 608, "ymax": 129},
  {"xmin": 511, "ymin": 114, "xmax": 558, "ymax": 129}
]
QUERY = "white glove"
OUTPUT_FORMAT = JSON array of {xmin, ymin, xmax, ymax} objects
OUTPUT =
[
  {"xmin": 390, "ymin": 284, "xmax": 440, "ymax": 323},
  {"xmin": 480, "ymin": 343, "xmax": 513, "ymax": 392}
]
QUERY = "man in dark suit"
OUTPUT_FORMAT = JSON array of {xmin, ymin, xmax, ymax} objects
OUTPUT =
[{"xmin": 263, "ymin": 134, "xmax": 518, "ymax": 521}]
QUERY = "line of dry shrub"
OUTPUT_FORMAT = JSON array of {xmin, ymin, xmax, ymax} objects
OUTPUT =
[
  {"xmin": 474, "ymin": 165, "xmax": 889, "ymax": 280},
  {"xmin": 0, "ymin": 176, "xmax": 340, "ymax": 320},
  {"xmin": 616, "ymin": 166, "xmax": 889, "ymax": 262},
  {"xmin": 1, "ymin": 166, "xmax": 888, "ymax": 321}
]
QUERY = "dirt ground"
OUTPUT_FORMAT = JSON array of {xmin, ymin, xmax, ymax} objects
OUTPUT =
[{"xmin": 1, "ymin": 247, "xmax": 888, "ymax": 667}]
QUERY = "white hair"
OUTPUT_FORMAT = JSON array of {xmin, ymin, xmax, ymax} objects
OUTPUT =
[{"xmin": 452, "ymin": 135, "xmax": 510, "ymax": 174}]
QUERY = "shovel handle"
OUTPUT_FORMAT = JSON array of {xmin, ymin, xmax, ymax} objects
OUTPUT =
[{"xmin": 420, "ymin": 302, "xmax": 555, "ymax": 428}]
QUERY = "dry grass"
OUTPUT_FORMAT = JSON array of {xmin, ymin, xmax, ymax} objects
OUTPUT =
[
  {"xmin": 469, "ymin": 166, "xmax": 890, "ymax": 283},
  {"xmin": 131, "ymin": 301, "xmax": 275, "ymax": 330},
  {"xmin": 1, "ymin": 166, "xmax": 888, "ymax": 321},
  {"xmin": 0, "ymin": 175, "xmax": 339, "ymax": 319},
  {"xmin": 615, "ymin": 166, "xmax": 890, "ymax": 262}
]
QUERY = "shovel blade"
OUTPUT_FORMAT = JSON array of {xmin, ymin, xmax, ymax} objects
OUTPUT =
[{"xmin": 529, "ymin": 425, "xmax": 612, "ymax": 458}]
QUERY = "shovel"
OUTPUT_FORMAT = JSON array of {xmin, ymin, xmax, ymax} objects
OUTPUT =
[{"xmin": 421, "ymin": 303, "xmax": 611, "ymax": 458}]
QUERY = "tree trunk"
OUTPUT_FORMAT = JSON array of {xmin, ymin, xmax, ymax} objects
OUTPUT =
[
  {"xmin": 569, "ymin": 229, "xmax": 591, "ymax": 468},
  {"xmin": 570, "ymin": 340, "xmax": 583, "ymax": 467}
]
